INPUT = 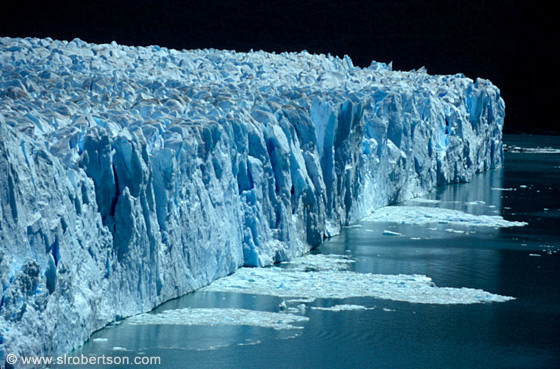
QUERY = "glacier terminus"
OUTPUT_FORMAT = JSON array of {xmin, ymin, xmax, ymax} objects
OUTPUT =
[{"xmin": 0, "ymin": 37, "xmax": 505, "ymax": 366}]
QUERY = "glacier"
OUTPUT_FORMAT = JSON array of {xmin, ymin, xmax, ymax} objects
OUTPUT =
[{"xmin": 0, "ymin": 36, "xmax": 505, "ymax": 366}]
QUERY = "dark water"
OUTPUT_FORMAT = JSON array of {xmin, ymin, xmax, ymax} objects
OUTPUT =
[{"xmin": 60, "ymin": 135, "xmax": 560, "ymax": 369}]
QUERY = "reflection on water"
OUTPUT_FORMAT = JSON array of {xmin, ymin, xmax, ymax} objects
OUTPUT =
[{"xmin": 58, "ymin": 135, "xmax": 560, "ymax": 369}]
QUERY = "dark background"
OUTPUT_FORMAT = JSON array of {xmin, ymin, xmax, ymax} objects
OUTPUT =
[{"xmin": 1, "ymin": 0, "xmax": 557, "ymax": 134}]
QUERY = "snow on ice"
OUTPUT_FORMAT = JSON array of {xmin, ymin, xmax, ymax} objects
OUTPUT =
[{"xmin": 0, "ymin": 37, "xmax": 506, "ymax": 364}]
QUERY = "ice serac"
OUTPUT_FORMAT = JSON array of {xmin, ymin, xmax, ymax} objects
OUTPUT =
[{"xmin": 0, "ymin": 37, "xmax": 505, "ymax": 366}]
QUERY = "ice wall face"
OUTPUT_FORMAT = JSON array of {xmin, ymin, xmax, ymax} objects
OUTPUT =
[{"xmin": 0, "ymin": 37, "xmax": 504, "ymax": 365}]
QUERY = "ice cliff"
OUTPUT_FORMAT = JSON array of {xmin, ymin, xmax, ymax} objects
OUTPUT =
[{"xmin": 0, "ymin": 37, "xmax": 504, "ymax": 366}]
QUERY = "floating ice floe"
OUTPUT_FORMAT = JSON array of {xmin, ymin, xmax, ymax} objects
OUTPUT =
[
  {"xmin": 203, "ymin": 254, "xmax": 515, "ymax": 305},
  {"xmin": 465, "ymin": 200, "xmax": 486, "ymax": 205},
  {"xmin": 383, "ymin": 230, "xmax": 405, "ymax": 236},
  {"xmin": 279, "ymin": 253, "xmax": 355, "ymax": 272},
  {"xmin": 445, "ymin": 228, "xmax": 466, "ymax": 233},
  {"xmin": 539, "ymin": 245, "xmax": 559, "ymax": 255},
  {"xmin": 125, "ymin": 307, "xmax": 309, "ymax": 330},
  {"xmin": 363, "ymin": 206, "xmax": 528, "ymax": 227},
  {"xmin": 504, "ymin": 145, "xmax": 560, "ymax": 154},
  {"xmin": 405, "ymin": 198, "xmax": 443, "ymax": 205},
  {"xmin": 311, "ymin": 304, "xmax": 374, "ymax": 311}
]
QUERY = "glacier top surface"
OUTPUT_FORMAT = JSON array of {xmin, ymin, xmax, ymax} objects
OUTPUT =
[{"xmin": 0, "ymin": 37, "xmax": 489, "ymax": 143}]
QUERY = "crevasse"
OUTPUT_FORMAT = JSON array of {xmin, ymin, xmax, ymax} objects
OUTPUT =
[{"xmin": 0, "ymin": 37, "xmax": 504, "ymax": 365}]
